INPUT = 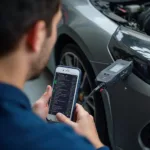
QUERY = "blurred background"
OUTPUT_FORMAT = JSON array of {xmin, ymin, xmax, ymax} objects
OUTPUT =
[{"xmin": 24, "ymin": 68, "xmax": 52, "ymax": 105}]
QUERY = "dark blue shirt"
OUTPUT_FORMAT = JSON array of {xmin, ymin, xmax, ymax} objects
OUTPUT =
[{"xmin": 0, "ymin": 83, "xmax": 109, "ymax": 150}]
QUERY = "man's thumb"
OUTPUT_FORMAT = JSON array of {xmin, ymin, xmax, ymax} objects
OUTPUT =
[
  {"xmin": 43, "ymin": 86, "xmax": 52, "ymax": 103},
  {"xmin": 56, "ymin": 113, "xmax": 76, "ymax": 127}
]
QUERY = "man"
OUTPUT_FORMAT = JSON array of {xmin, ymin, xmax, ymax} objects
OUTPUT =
[{"xmin": 0, "ymin": 0, "xmax": 109, "ymax": 150}]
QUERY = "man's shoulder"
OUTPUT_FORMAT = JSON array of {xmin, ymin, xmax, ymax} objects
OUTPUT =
[{"xmin": 0, "ymin": 111, "xmax": 94, "ymax": 150}]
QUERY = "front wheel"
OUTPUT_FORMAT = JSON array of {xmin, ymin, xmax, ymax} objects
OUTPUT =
[{"xmin": 57, "ymin": 43, "xmax": 110, "ymax": 146}]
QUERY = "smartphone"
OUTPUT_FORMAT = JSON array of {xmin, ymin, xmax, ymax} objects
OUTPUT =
[{"xmin": 47, "ymin": 66, "xmax": 81, "ymax": 122}]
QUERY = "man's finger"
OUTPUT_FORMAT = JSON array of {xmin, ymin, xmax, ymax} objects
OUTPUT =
[
  {"xmin": 56, "ymin": 113, "xmax": 76, "ymax": 127},
  {"xmin": 43, "ymin": 85, "xmax": 52, "ymax": 104},
  {"xmin": 76, "ymin": 104, "xmax": 85, "ymax": 114},
  {"xmin": 76, "ymin": 104, "xmax": 89, "ymax": 118},
  {"xmin": 76, "ymin": 104, "xmax": 87, "ymax": 113}
]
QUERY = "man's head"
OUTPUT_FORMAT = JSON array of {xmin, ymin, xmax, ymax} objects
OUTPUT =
[{"xmin": 0, "ymin": 0, "xmax": 61, "ymax": 80}]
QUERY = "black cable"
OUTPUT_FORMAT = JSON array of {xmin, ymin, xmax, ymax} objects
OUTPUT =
[
  {"xmin": 89, "ymin": 83, "xmax": 105, "ymax": 98},
  {"xmin": 82, "ymin": 83, "xmax": 105, "ymax": 106},
  {"xmin": 101, "ymin": 89, "xmax": 115, "ymax": 150}
]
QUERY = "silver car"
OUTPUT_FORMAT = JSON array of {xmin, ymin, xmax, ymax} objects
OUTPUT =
[{"xmin": 48, "ymin": 0, "xmax": 150, "ymax": 150}]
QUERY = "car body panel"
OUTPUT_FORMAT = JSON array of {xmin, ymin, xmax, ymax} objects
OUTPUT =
[
  {"xmin": 108, "ymin": 74, "xmax": 150, "ymax": 150},
  {"xmin": 61, "ymin": 0, "xmax": 118, "ymax": 63}
]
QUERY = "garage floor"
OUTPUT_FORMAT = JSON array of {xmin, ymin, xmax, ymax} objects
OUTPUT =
[{"xmin": 24, "ymin": 68, "xmax": 53, "ymax": 105}]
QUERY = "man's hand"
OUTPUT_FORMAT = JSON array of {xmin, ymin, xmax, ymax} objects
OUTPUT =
[
  {"xmin": 33, "ymin": 85, "xmax": 52, "ymax": 120},
  {"xmin": 56, "ymin": 104, "xmax": 104, "ymax": 149}
]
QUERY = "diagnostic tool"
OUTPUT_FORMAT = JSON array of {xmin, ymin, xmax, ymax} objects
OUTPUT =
[
  {"xmin": 83, "ymin": 59, "xmax": 133, "ymax": 149},
  {"xmin": 83, "ymin": 59, "xmax": 133, "ymax": 106},
  {"xmin": 96, "ymin": 59, "xmax": 133, "ymax": 87}
]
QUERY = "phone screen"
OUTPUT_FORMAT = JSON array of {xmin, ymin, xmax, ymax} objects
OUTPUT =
[{"xmin": 49, "ymin": 73, "xmax": 78, "ymax": 118}]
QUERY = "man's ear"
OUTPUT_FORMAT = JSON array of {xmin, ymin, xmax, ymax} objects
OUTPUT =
[{"xmin": 27, "ymin": 21, "xmax": 46, "ymax": 53}]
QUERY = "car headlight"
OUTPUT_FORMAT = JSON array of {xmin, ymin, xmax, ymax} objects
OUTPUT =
[{"xmin": 108, "ymin": 26, "xmax": 150, "ymax": 84}]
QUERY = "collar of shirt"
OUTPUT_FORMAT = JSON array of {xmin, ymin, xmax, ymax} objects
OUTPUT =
[{"xmin": 0, "ymin": 83, "xmax": 31, "ymax": 110}]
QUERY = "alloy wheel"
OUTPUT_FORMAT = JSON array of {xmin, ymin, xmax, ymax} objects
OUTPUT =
[{"xmin": 60, "ymin": 51, "xmax": 95, "ymax": 116}]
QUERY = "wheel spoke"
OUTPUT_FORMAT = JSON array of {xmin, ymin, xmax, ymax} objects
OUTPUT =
[
  {"xmin": 60, "ymin": 60, "xmax": 64, "ymax": 65},
  {"xmin": 74, "ymin": 56, "xmax": 79, "ymax": 67},
  {"xmin": 60, "ymin": 51, "xmax": 95, "ymax": 116},
  {"xmin": 86, "ymin": 100, "xmax": 95, "ymax": 111},
  {"xmin": 80, "ymin": 72, "xmax": 87, "ymax": 89},
  {"xmin": 65, "ymin": 55, "xmax": 72, "ymax": 66},
  {"xmin": 83, "ymin": 96, "xmax": 95, "ymax": 112}
]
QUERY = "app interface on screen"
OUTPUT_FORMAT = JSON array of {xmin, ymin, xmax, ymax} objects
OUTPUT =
[{"xmin": 49, "ymin": 73, "xmax": 78, "ymax": 118}]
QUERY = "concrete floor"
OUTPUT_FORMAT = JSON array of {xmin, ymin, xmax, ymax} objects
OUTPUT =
[{"xmin": 24, "ymin": 68, "xmax": 53, "ymax": 105}]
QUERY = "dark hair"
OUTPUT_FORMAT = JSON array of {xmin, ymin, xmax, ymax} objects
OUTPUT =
[{"xmin": 0, "ymin": 0, "xmax": 60, "ymax": 56}]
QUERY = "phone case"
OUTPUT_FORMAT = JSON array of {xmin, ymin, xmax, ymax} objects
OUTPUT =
[
  {"xmin": 58, "ymin": 65, "xmax": 82, "ymax": 121},
  {"xmin": 48, "ymin": 65, "xmax": 82, "ymax": 122}
]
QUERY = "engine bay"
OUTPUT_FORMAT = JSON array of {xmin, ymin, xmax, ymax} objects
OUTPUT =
[{"xmin": 92, "ymin": 0, "xmax": 150, "ymax": 35}]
